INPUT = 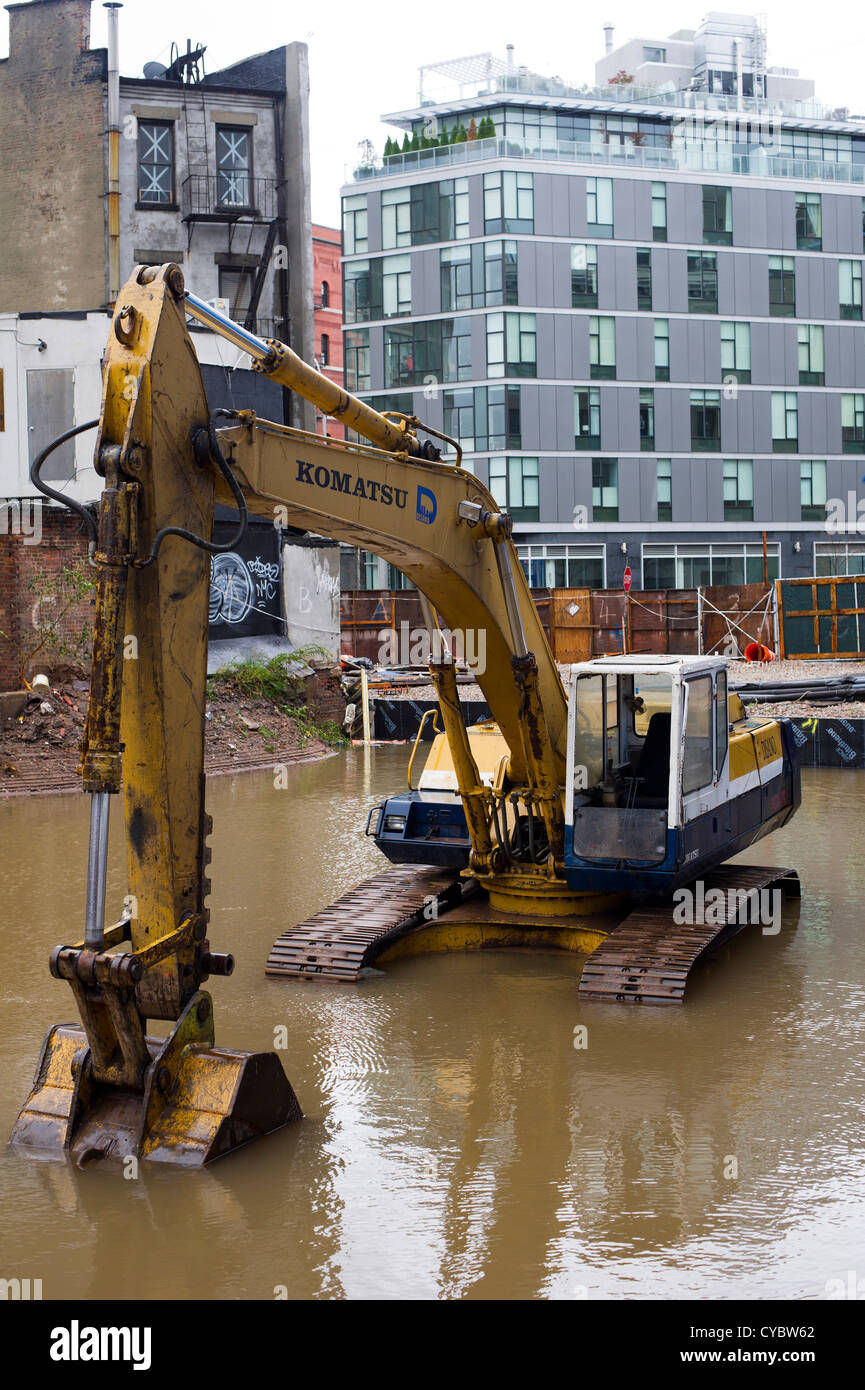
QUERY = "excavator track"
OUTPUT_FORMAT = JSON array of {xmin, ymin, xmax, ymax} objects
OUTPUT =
[
  {"xmin": 578, "ymin": 864, "xmax": 800, "ymax": 1005},
  {"xmin": 266, "ymin": 866, "xmax": 473, "ymax": 981}
]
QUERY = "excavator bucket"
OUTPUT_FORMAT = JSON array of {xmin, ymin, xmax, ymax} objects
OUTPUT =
[{"xmin": 11, "ymin": 995, "xmax": 301, "ymax": 1168}]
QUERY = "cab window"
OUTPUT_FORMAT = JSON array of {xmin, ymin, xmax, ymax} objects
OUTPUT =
[{"xmin": 682, "ymin": 676, "xmax": 713, "ymax": 793}]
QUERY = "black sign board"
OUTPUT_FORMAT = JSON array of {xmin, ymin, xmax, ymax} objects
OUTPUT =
[{"xmin": 208, "ymin": 519, "xmax": 284, "ymax": 639}]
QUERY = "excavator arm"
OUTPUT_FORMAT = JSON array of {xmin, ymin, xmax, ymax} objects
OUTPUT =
[{"xmin": 10, "ymin": 263, "xmax": 573, "ymax": 1168}]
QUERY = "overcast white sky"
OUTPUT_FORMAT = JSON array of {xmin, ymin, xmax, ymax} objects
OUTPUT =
[{"xmin": 4, "ymin": 1, "xmax": 863, "ymax": 223}]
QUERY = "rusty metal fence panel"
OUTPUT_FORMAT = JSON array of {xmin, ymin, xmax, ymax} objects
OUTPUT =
[
  {"xmin": 340, "ymin": 589, "xmax": 552, "ymax": 663},
  {"xmin": 777, "ymin": 575, "xmax": 865, "ymax": 658}
]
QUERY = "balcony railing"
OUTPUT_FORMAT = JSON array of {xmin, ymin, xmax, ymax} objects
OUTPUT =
[
  {"xmin": 391, "ymin": 73, "xmax": 860, "ymax": 126},
  {"xmin": 182, "ymin": 174, "xmax": 279, "ymax": 222},
  {"xmin": 350, "ymin": 136, "xmax": 865, "ymax": 189}
]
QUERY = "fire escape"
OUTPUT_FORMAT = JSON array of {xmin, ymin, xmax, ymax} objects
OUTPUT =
[{"xmin": 172, "ymin": 42, "xmax": 283, "ymax": 338}]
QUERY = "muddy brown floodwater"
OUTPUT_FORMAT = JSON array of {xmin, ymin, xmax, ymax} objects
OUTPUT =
[{"xmin": 1, "ymin": 750, "xmax": 863, "ymax": 1300}]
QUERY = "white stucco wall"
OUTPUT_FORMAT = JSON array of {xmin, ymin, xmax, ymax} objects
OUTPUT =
[{"xmin": 281, "ymin": 542, "xmax": 341, "ymax": 659}]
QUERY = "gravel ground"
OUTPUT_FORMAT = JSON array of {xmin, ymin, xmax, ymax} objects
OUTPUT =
[
  {"xmin": 742, "ymin": 700, "xmax": 865, "ymax": 719},
  {"xmin": 727, "ymin": 658, "xmax": 865, "ymax": 684}
]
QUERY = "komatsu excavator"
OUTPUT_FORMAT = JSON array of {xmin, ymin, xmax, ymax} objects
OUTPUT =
[{"xmin": 10, "ymin": 264, "xmax": 799, "ymax": 1169}]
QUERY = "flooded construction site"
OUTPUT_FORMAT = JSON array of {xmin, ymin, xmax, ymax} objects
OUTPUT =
[{"xmin": 1, "ymin": 748, "xmax": 863, "ymax": 1301}]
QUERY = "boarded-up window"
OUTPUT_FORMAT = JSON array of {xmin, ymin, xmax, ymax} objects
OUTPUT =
[{"xmin": 27, "ymin": 369, "xmax": 75, "ymax": 482}]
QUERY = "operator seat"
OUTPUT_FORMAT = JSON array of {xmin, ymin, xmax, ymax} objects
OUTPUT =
[{"xmin": 633, "ymin": 712, "xmax": 671, "ymax": 807}]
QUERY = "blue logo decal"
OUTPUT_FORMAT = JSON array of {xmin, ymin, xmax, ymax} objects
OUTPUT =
[{"xmin": 416, "ymin": 485, "xmax": 437, "ymax": 525}]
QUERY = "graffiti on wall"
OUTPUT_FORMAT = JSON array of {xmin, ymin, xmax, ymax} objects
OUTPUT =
[{"xmin": 208, "ymin": 521, "xmax": 283, "ymax": 639}]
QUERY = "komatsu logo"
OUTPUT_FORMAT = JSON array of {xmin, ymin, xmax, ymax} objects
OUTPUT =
[
  {"xmin": 416, "ymin": 485, "xmax": 437, "ymax": 524},
  {"xmin": 296, "ymin": 459, "xmax": 407, "ymax": 508}
]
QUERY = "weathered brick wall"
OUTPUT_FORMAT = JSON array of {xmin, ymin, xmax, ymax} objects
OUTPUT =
[
  {"xmin": 0, "ymin": 0, "xmax": 106, "ymax": 312},
  {"xmin": 302, "ymin": 668, "xmax": 345, "ymax": 724},
  {"xmin": 0, "ymin": 507, "xmax": 93, "ymax": 689}
]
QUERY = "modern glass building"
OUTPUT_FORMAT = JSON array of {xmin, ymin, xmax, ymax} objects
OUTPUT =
[{"xmin": 340, "ymin": 15, "xmax": 865, "ymax": 591}]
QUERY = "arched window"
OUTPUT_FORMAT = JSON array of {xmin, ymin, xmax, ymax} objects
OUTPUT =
[
  {"xmin": 321, "ymin": 281, "xmax": 329, "ymax": 308},
  {"xmin": 321, "ymin": 333, "xmax": 329, "ymax": 366}
]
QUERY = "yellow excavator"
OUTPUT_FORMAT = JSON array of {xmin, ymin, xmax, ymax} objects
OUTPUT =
[{"xmin": 10, "ymin": 264, "xmax": 799, "ymax": 1168}]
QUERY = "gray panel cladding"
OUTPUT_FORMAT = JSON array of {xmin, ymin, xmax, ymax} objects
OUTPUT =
[
  {"xmin": 671, "ymin": 386, "xmax": 692, "ymax": 452},
  {"xmin": 612, "ymin": 179, "xmax": 637, "ymax": 241},
  {"xmin": 517, "ymin": 236, "xmax": 538, "ymax": 305},
  {"xmin": 536, "ymin": 383, "xmax": 559, "ymax": 452},
  {"xmin": 797, "ymin": 254, "xmax": 838, "ymax": 319},
  {"xmin": 717, "ymin": 251, "xmax": 735, "ymax": 315},
  {"xmin": 682, "ymin": 181, "xmax": 703, "ymax": 244},
  {"xmin": 521, "ymin": 382, "xmax": 541, "ymax": 451},
  {"xmin": 468, "ymin": 174, "xmax": 485, "ymax": 239},
  {"xmin": 654, "ymin": 386, "xmax": 674, "ymax": 451},
  {"xmin": 535, "ymin": 311, "xmax": 557, "ymax": 379},
  {"xmin": 824, "ymin": 325, "xmax": 842, "ymax": 388},
  {"xmin": 768, "ymin": 189, "xmax": 796, "ymax": 251},
  {"xmin": 597, "ymin": 243, "xmax": 638, "ymax": 311},
  {"xmin": 666, "ymin": 249, "xmax": 690, "ymax": 312},
  {"xmin": 553, "ymin": 456, "xmax": 578, "ymax": 525},
  {"xmin": 569, "ymin": 175, "xmax": 588, "ymax": 238},
  {"xmin": 639, "ymin": 452, "xmax": 656, "ymax": 520},
  {"xmin": 572, "ymin": 314, "xmax": 590, "ymax": 381},
  {"xmin": 632, "ymin": 179, "xmax": 653, "ymax": 244},
  {"xmin": 669, "ymin": 317, "xmax": 688, "ymax": 382},
  {"xmin": 635, "ymin": 315, "xmax": 655, "ymax": 380},
  {"xmin": 751, "ymin": 321, "xmax": 796, "ymax": 386},
  {"xmin": 599, "ymin": 385, "xmax": 619, "ymax": 451},
  {"xmin": 532, "ymin": 172, "xmax": 555, "ymax": 237},
  {"xmin": 616, "ymin": 386, "xmax": 640, "ymax": 452},
  {"xmin": 412, "ymin": 247, "xmax": 438, "ymax": 318},
  {"xmin": 549, "ymin": 174, "xmax": 572, "ymax": 236},
  {"xmin": 616, "ymin": 244, "xmax": 638, "ymax": 311},
  {"xmin": 615, "ymin": 315, "xmax": 639, "ymax": 383},
  {"xmin": 617, "ymin": 458, "xmax": 642, "ymax": 521},
  {"xmin": 692, "ymin": 456, "xmax": 712, "ymax": 522},
  {"xmin": 551, "ymin": 242, "xmax": 572, "ymax": 309},
  {"xmin": 833, "ymin": 192, "xmax": 864, "ymax": 254},
  {"xmin": 753, "ymin": 458, "xmax": 774, "ymax": 523},
  {"xmin": 833, "ymin": 324, "xmax": 865, "ymax": 388},
  {"xmin": 722, "ymin": 386, "xmax": 758, "ymax": 453},
  {"xmin": 554, "ymin": 384, "xmax": 575, "ymax": 451},
  {"xmin": 664, "ymin": 179, "xmax": 689, "ymax": 244},
  {"xmin": 747, "ymin": 252, "xmax": 771, "ymax": 317},
  {"xmin": 820, "ymin": 193, "xmax": 862, "ymax": 255},
  {"xmin": 552, "ymin": 312, "xmax": 574, "ymax": 379},
  {"xmin": 573, "ymin": 455, "xmax": 593, "ymax": 515},
  {"xmin": 752, "ymin": 391, "xmax": 773, "ymax": 454},
  {"xmin": 539, "ymin": 455, "xmax": 558, "ymax": 522},
  {"xmin": 535, "ymin": 241, "xmax": 558, "ymax": 308}
]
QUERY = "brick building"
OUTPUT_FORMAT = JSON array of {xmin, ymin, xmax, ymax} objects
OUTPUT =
[
  {"xmin": 0, "ymin": 0, "xmax": 319, "ymax": 687},
  {"xmin": 312, "ymin": 224, "xmax": 344, "ymax": 437}
]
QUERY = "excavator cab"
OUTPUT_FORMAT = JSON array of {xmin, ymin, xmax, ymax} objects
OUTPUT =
[{"xmin": 564, "ymin": 655, "xmax": 799, "ymax": 896}]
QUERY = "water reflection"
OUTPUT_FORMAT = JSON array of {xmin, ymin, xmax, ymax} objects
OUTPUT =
[{"xmin": 1, "ymin": 759, "xmax": 863, "ymax": 1299}]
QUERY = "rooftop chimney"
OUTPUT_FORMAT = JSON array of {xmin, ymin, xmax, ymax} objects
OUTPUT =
[
  {"xmin": 506, "ymin": 43, "xmax": 515, "ymax": 72},
  {"xmin": 603, "ymin": 23, "xmax": 614, "ymax": 54}
]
